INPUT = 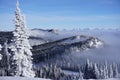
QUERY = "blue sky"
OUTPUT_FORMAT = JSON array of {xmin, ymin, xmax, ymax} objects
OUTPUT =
[{"xmin": 0, "ymin": 0, "xmax": 120, "ymax": 30}]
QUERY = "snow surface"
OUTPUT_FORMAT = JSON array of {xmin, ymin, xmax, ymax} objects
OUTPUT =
[
  {"xmin": 0, "ymin": 77, "xmax": 119, "ymax": 80},
  {"xmin": 0, "ymin": 77, "xmax": 51, "ymax": 80},
  {"xmin": 86, "ymin": 78, "xmax": 120, "ymax": 80},
  {"xmin": 63, "ymin": 70, "xmax": 79, "ymax": 76}
]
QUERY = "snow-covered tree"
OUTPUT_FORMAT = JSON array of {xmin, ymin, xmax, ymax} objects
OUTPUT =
[
  {"xmin": 112, "ymin": 63, "xmax": 119, "ymax": 78},
  {"xmin": 0, "ymin": 44, "xmax": 2, "ymax": 60},
  {"xmin": 1, "ymin": 40, "xmax": 10, "ymax": 70},
  {"xmin": 99, "ymin": 66, "xmax": 104, "ymax": 79},
  {"xmin": 79, "ymin": 70, "xmax": 83, "ymax": 79},
  {"xmin": 0, "ymin": 44, "xmax": 2, "ymax": 51},
  {"xmin": 109, "ymin": 64, "xmax": 113, "ymax": 78},
  {"xmin": 83, "ymin": 59, "xmax": 97, "ymax": 79},
  {"xmin": 93, "ymin": 63, "xmax": 100, "ymax": 79},
  {"xmin": 10, "ymin": 0, "xmax": 35, "ymax": 77},
  {"xmin": 104, "ymin": 61, "xmax": 109, "ymax": 79}
]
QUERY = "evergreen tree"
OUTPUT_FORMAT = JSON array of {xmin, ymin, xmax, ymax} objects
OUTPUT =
[
  {"xmin": 83, "ymin": 59, "xmax": 97, "ymax": 79},
  {"xmin": 99, "ymin": 66, "xmax": 104, "ymax": 79},
  {"xmin": 0, "ymin": 44, "xmax": 2, "ymax": 60},
  {"xmin": 109, "ymin": 64, "xmax": 113, "ymax": 78},
  {"xmin": 79, "ymin": 70, "xmax": 83, "ymax": 79},
  {"xmin": 10, "ymin": 0, "xmax": 35, "ymax": 77},
  {"xmin": 0, "ymin": 44, "xmax": 2, "ymax": 51},
  {"xmin": 104, "ymin": 61, "xmax": 109, "ymax": 79},
  {"xmin": 1, "ymin": 40, "xmax": 10, "ymax": 70},
  {"xmin": 40, "ymin": 68, "xmax": 43, "ymax": 77},
  {"xmin": 93, "ymin": 63, "xmax": 99, "ymax": 79},
  {"xmin": 112, "ymin": 63, "xmax": 118, "ymax": 78}
]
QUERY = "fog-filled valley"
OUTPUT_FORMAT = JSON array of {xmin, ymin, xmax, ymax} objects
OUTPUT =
[{"xmin": 29, "ymin": 28, "xmax": 120, "ymax": 64}]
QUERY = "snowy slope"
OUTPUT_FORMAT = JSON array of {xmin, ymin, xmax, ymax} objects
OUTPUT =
[
  {"xmin": 29, "ymin": 29, "xmax": 104, "ymax": 46},
  {"xmin": 32, "ymin": 35, "xmax": 104, "ymax": 63}
]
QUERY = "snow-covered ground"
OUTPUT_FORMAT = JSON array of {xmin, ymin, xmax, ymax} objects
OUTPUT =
[
  {"xmin": 0, "ymin": 77, "xmax": 119, "ymax": 80},
  {"xmin": 0, "ymin": 77, "xmax": 51, "ymax": 80},
  {"xmin": 87, "ymin": 79, "xmax": 120, "ymax": 80},
  {"xmin": 63, "ymin": 70, "xmax": 79, "ymax": 76}
]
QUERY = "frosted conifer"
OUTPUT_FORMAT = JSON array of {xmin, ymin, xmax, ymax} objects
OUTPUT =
[
  {"xmin": 0, "ymin": 44, "xmax": 2, "ymax": 60},
  {"xmin": 10, "ymin": 0, "xmax": 35, "ymax": 77},
  {"xmin": 93, "ymin": 63, "xmax": 99, "ymax": 79},
  {"xmin": 109, "ymin": 65, "xmax": 113, "ymax": 78},
  {"xmin": 1, "ymin": 41, "xmax": 10, "ymax": 70}
]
